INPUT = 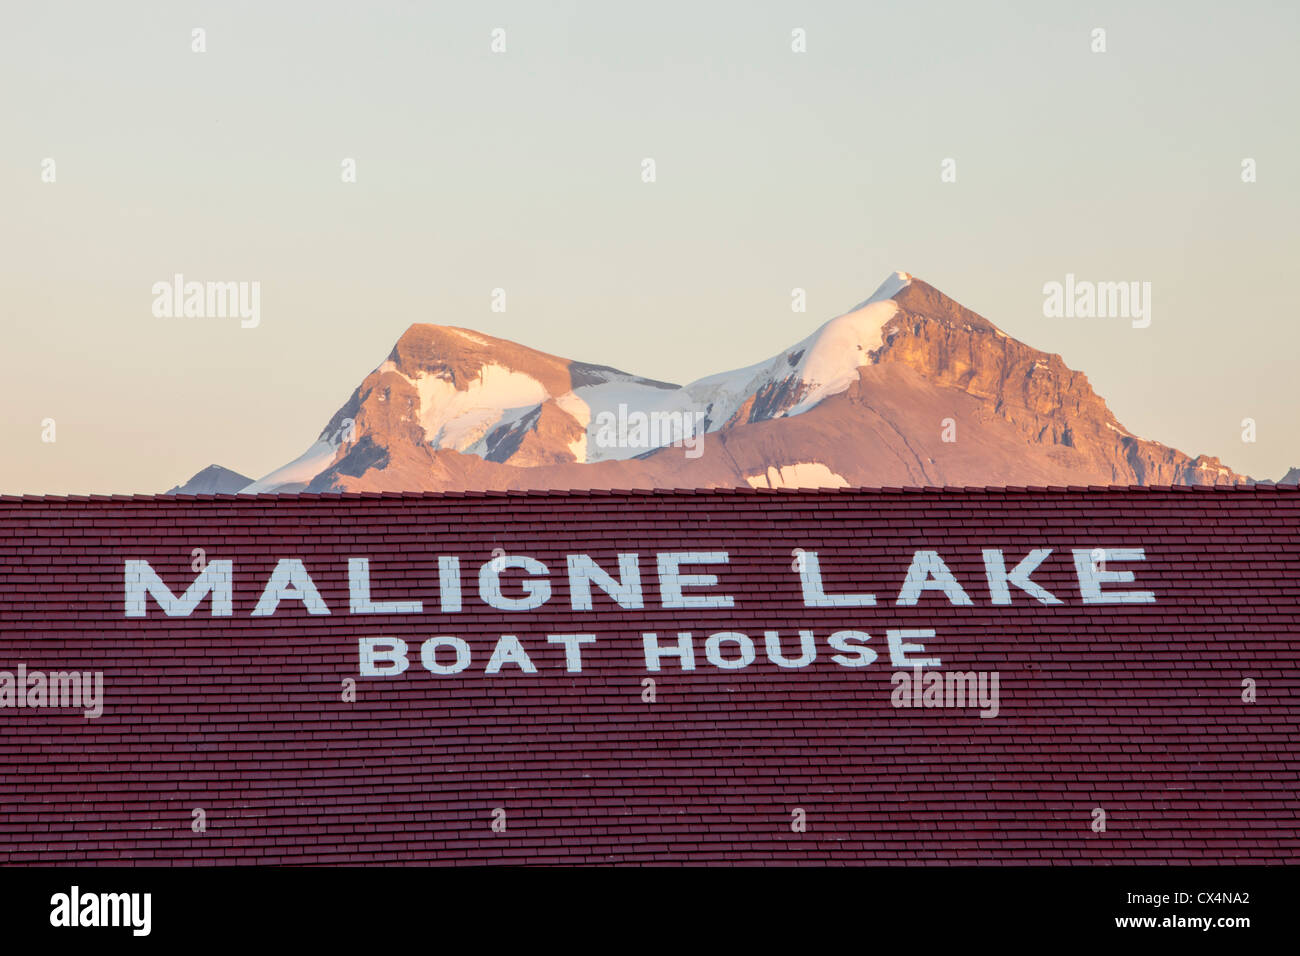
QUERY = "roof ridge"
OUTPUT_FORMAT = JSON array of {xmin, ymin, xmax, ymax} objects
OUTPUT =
[{"xmin": 0, "ymin": 483, "xmax": 1291, "ymax": 504}]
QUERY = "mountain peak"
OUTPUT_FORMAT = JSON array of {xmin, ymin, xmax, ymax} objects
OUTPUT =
[
  {"xmin": 392, "ymin": 323, "xmax": 513, "ymax": 352},
  {"xmin": 165, "ymin": 463, "xmax": 253, "ymax": 495},
  {"xmin": 846, "ymin": 270, "xmax": 914, "ymax": 313},
  {"xmin": 384, "ymin": 323, "xmax": 574, "ymax": 398}
]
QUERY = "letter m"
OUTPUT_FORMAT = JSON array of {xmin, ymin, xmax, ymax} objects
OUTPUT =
[
  {"xmin": 125, "ymin": 559, "xmax": 233, "ymax": 617},
  {"xmin": 1097, "ymin": 281, "xmax": 1129, "ymax": 317},
  {"xmin": 101, "ymin": 893, "xmax": 130, "ymax": 927},
  {"xmin": 206, "ymin": 281, "xmax": 239, "ymax": 317}
]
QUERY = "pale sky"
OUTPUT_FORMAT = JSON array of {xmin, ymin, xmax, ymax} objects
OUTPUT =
[{"xmin": 2, "ymin": 0, "xmax": 1297, "ymax": 494}]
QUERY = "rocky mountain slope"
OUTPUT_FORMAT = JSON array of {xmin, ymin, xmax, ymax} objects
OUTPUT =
[{"xmin": 169, "ymin": 273, "xmax": 1255, "ymax": 494}]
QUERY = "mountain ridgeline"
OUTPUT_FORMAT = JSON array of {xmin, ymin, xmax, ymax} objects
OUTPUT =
[{"xmin": 169, "ymin": 274, "xmax": 1270, "ymax": 495}]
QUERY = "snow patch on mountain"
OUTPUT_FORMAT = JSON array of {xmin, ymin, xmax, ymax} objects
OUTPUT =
[
  {"xmin": 745, "ymin": 462, "xmax": 849, "ymax": 489},
  {"xmin": 846, "ymin": 270, "xmax": 912, "ymax": 311},
  {"xmin": 784, "ymin": 299, "xmax": 901, "ymax": 416},
  {"xmin": 637, "ymin": 277, "xmax": 908, "ymax": 441},
  {"xmin": 448, "ymin": 329, "xmax": 492, "ymax": 347},
  {"xmin": 242, "ymin": 439, "xmax": 337, "ymax": 493},
  {"xmin": 412, "ymin": 362, "xmax": 551, "ymax": 451}
]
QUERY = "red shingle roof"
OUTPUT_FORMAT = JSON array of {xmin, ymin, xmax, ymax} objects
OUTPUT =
[{"xmin": 1, "ymin": 486, "xmax": 1297, "ymax": 864}]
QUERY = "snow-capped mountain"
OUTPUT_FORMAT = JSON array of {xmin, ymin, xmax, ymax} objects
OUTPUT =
[
  {"xmin": 168, "ymin": 273, "xmax": 1253, "ymax": 495},
  {"xmin": 165, "ymin": 464, "xmax": 251, "ymax": 495}
]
